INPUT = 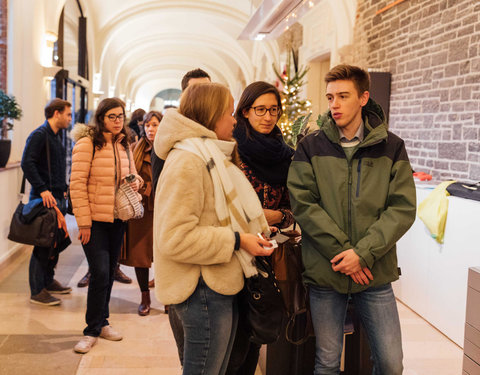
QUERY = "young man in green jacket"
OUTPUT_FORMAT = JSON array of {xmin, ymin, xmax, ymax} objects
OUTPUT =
[{"xmin": 287, "ymin": 64, "xmax": 416, "ymax": 374}]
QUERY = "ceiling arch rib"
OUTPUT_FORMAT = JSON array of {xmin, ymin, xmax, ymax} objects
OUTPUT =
[
  {"xmin": 108, "ymin": 31, "xmax": 252, "ymax": 89},
  {"xmin": 127, "ymin": 62, "xmax": 237, "ymax": 109},
  {"xmin": 120, "ymin": 55, "xmax": 238, "ymax": 97},
  {"xmin": 96, "ymin": 2, "xmax": 252, "ymax": 71}
]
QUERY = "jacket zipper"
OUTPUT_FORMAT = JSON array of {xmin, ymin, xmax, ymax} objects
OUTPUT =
[
  {"xmin": 113, "ymin": 140, "xmax": 119, "ymax": 190},
  {"xmin": 356, "ymin": 158, "xmax": 362, "ymax": 198},
  {"xmin": 347, "ymin": 162, "xmax": 353, "ymax": 294}
]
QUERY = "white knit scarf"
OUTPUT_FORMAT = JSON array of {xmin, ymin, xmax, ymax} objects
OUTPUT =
[{"xmin": 174, "ymin": 137, "xmax": 270, "ymax": 277}]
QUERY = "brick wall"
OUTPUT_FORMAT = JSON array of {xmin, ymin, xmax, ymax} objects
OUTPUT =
[
  {"xmin": 350, "ymin": 0, "xmax": 480, "ymax": 181},
  {"xmin": 0, "ymin": 0, "xmax": 6, "ymax": 91}
]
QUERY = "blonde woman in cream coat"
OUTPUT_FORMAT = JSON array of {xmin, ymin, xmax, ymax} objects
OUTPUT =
[
  {"xmin": 70, "ymin": 98, "xmax": 142, "ymax": 354},
  {"xmin": 153, "ymin": 83, "xmax": 274, "ymax": 375}
]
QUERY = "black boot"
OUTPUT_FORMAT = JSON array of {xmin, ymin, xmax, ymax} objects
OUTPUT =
[
  {"xmin": 114, "ymin": 264, "xmax": 132, "ymax": 284},
  {"xmin": 77, "ymin": 271, "xmax": 91, "ymax": 288},
  {"xmin": 138, "ymin": 291, "xmax": 151, "ymax": 316}
]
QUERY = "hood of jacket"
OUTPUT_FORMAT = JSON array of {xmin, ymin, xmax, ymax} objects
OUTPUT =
[
  {"xmin": 71, "ymin": 123, "xmax": 95, "ymax": 142},
  {"xmin": 154, "ymin": 108, "xmax": 218, "ymax": 160},
  {"xmin": 316, "ymin": 98, "xmax": 388, "ymax": 147}
]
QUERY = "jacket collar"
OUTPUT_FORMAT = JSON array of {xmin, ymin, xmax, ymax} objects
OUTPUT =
[
  {"xmin": 43, "ymin": 120, "xmax": 58, "ymax": 137},
  {"xmin": 317, "ymin": 98, "xmax": 388, "ymax": 148},
  {"xmin": 103, "ymin": 131, "xmax": 125, "ymax": 144}
]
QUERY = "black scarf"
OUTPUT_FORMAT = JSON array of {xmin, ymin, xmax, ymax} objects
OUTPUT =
[{"xmin": 233, "ymin": 122, "xmax": 294, "ymax": 187}]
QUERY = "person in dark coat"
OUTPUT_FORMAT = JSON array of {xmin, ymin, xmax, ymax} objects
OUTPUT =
[
  {"xmin": 226, "ymin": 81, "xmax": 295, "ymax": 375},
  {"xmin": 21, "ymin": 98, "xmax": 72, "ymax": 306},
  {"xmin": 120, "ymin": 111, "xmax": 162, "ymax": 316},
  {"xmin": 128, "ymin": 108, "xmax": 146, "ymax": 141}
]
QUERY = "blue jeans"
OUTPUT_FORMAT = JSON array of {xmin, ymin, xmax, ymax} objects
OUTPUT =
[
  {"xmin": 309, "ymin": 283, "xmax": 403, "ymax": 375},
  {"xmin": 82, "ymin": 220, "xmax": 126, "ymax": 337},
  {"xmin": 29, "ymin": 196, "xmax": 66, "ymax": 296},
  {"xmin": 174, "ymin": 278, "xmax": 238, "ymax": 375}
]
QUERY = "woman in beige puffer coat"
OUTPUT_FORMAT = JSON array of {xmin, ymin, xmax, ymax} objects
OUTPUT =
[{"xmin": 70, "ymin": 97, "xmax": 142, "ymax": 355}]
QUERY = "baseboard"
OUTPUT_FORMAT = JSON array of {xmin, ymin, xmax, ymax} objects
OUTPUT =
[{"xmin": 0, "ymin": 244, "xmax": 31, "ymax": 282}]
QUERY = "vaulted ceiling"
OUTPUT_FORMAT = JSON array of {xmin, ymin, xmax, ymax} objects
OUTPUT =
[{"xmin": 74, "ymin": 0, "xmax": 278, "ymax": 109}]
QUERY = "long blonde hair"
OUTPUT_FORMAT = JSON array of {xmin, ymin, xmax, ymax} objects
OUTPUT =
[{"xmin": 179, "ymin": 83, "xmax": 231, "ymax": 132}]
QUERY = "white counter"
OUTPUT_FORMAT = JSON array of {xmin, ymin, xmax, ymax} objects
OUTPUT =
[{"xmin": 394, "ymin": 185, "xmax": 480, "ymax": 347}]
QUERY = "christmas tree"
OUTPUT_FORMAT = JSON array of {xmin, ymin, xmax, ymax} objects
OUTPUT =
[{"xmin": 273, "ymin": 49, "xmax": 311, "ymax": 146}]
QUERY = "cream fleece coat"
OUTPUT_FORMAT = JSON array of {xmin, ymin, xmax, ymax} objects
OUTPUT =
[
  {"xmin": 153, "ymin": 109, "xmax": 243, "ymax": 305},
  {"xmin": 70, "ymin": 123, "xmax": 142, "ymax": 228}
]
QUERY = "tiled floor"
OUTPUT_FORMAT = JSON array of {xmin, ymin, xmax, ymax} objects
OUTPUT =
[{"xmin": 0, "ymin": 217, "xmax": 463, "ymax": 374}]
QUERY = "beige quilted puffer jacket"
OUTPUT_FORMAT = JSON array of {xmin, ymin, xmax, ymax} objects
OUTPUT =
[{"xmin": 70, "ymin": 124, "xmax": 142, "ymax": 228}]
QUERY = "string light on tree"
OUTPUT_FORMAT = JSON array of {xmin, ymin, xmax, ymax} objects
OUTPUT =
[{"xmin": 273, "ymin": 49, "xmax": 311, "ymax": 146}]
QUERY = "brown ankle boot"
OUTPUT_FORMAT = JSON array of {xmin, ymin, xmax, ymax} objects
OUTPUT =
[{"xmin": 138, "ymin": 291, "xmax": 151, "ymax": 316}]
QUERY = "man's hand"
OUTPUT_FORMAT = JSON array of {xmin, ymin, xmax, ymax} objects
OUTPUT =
[
  {"xmin": 40, "ymin": 190, "xmax": 57, "ymax": 208},
  {"xmin": 240, "ymin": 233, "xmax": 275, "ymax": 256},
  {"xmin": 331, "ymin": 249, "xmax": 362, "ymax": 275},
  {"xmin": 78, "ymin": 228, "xmax": 91, "ymax": 245},
  {"xmin": 350, "ymin": 268, "xmax": 374, "ymax": 285},
  {"xmin": 263, "ymin": 209, "xmax": 283, "ymax": 225}
]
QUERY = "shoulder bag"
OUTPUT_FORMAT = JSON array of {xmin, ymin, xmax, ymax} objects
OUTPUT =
[
  {"xmin": 8, "ymin": 131, "xmax": 57, "ymax": 247},
  {"xmin": 114, "ymin": 146, "xmax": 144, "ymax": 221},
  {"xmin": 270, "ymin": 228, "xmax": 315, "ymax": 345},
  {"xmin": 240, "ymin": 256, "xmax": 285, "ymax": 345}
]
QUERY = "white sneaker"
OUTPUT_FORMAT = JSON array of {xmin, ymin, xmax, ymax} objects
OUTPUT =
[
  {"xmin": 100, "ymin": 325, "xmax": 123, "ymax": 341},
  {"xmin": 74, "ymin": 336, "xmax": 97, "ymax": 354}
]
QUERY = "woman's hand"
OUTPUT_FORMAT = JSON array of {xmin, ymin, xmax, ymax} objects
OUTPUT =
[
  {"xmin": 240, "ymin": 233, "xmax": 274, "ymax": 256},
  {"xmin": 129, "ymin": 179, "xmax": 140, "ymax": 192},
  {"xmin": 78, "ymin": 227, "xmax": 91, "ymax": 245},
  {"xmin": 263, "ymin": 209, "xmax": 283, "ymax": 225}
]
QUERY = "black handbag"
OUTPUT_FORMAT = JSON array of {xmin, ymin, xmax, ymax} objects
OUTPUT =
[
  {"xmin": 446, "ymin": 182, "xmax": 480, "ymax": 202},
  {"xmin": 240, "ymin": 256, "xmax": 285, "ymax": 345},
  {"xmin": 8, "ymin": 198, "xmax": 57, "ymax": 248},
  {"xmin": 270, "ymin": 230, "xmax": 315, "ymax": 345},
  {"xmin": 8, "ymin": 131, "xmax": 58, "ymax": 248}
]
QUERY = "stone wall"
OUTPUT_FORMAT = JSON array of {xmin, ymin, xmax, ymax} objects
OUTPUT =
[
  {"xmin": 351, "ymin": 0, "xmax": 480, "ymax": 181},
  {"xmin": 0, "ymin": 0, "xmax": 6, "ymax": 91}
]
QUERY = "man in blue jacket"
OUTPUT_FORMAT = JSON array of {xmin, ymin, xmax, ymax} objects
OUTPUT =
[{"xmin": 21, "ymin": 98, "xmax": 72, "ymax": 306}]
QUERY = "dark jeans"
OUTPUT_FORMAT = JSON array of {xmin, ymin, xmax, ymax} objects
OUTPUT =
[
  {"xmin": 82, "ymin": 220, "xmax": 126, "ymax": 337},
  {"xmin": 226, "ymin": 312, "xmax": 260, "ymax": 375},
  {"xmin": 168, "ymin": 304, "xmax": 185, "ymax": 365},
  {"xmin": 310, "ymin": 283, "xmax": 403, "ymax": 375},
  {"xmin": 28, "ymin": 197, "xmax": 66, "ymax": 296}
]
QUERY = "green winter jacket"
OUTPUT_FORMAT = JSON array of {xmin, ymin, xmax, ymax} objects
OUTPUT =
[{"xmin": 287, "ymin": 99, "xmax": 416, "ymax": 294}]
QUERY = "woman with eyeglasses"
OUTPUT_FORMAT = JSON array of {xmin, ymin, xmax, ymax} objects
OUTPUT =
[
  {"xmin": 119, "ymin": 110, "xmax": 162, "ymax": 316},
  {"xmin": 70, "ymin": 98, "xmax": 143, "ymax": 354},
  {"xmin": 226, "ymin": 81, "xmax": 295, "ymax": 375}
]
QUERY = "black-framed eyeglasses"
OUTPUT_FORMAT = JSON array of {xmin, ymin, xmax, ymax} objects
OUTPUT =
[
  {"xmin": 250, "ymin": 106, "xmax": 281, "ymax": 117},
  {"xmin": 105, "ymin": 114, "xmax": 125, "ymax": 122}
]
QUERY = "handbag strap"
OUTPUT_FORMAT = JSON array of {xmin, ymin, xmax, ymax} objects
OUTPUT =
[
  {"xmin": 18, "ymin": 130, "xmax": 53, "ymax": 197},
  {"xmin": 20, "ymin": 174, "xmax": 26, "ymax": 195},
  {"xmin": 45, "ymin": 130, "xmax": 52, "ymax": 190},
  {"xmin": 126, "ymin": 145, "xmax": 132, "ymax": 174}
]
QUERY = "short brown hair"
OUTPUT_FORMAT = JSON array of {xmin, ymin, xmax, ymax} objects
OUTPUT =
[
  {"xmin": 179, "ymin": 83, "xmax": 231, "ymax": 132},
  {"xmin": 44, "ymin": 98, "xmax": 71, "ymax": 119},
  {"xmin": 143, "ymin": 110, "xmax": 163, "ymax": 125},
  {"xmin": 325, "ymin": 64, "xmax": 370, "ymax": 97},
  {"xmin": 181, "ymin": 68, "xmax": 211, "ymax": 91}
]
